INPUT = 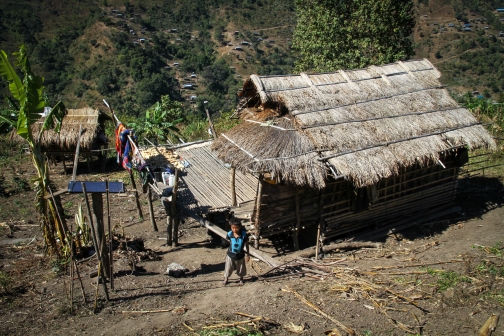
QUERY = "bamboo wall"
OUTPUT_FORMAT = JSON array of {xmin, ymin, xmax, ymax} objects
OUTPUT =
[{"xmin": 255, "ymin": 153, "xmax": 460, "ymax": 245}]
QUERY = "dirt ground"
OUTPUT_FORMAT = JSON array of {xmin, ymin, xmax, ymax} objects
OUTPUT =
[{"xmin": 1, "ymin": 155, "xmax": 504, "ymax": 336}]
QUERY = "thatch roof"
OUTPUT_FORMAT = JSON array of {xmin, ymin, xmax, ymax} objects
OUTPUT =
[
  {"xmin": 31, "ymin": 107, "xmax": 111, "ymax": 152},
  {"xmin": 212, "ymin": 59, "xmax": 496, "ymax": 189}
]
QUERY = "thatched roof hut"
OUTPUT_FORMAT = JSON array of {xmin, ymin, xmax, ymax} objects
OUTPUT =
[
  {"xmin": 31, "ymin": 107, "xmax": 111, "ymax": 154},
  {"xmin": 212, "ymin": 59, "xmax": 496, "ymax": 189}
]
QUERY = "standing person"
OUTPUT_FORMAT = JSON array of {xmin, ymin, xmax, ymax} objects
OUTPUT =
[{"xmin": 223, "ymin": 218, "xmax": 250, "ymax": 286}]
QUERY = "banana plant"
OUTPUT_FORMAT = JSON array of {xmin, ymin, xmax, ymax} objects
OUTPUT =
[
  {"xmin": 129, "ymin": 96, "xmax": 184, "ymax": 144},
  {"xmin": 0, "ymin": 45, "xmax": 68, "ymax": 256}
]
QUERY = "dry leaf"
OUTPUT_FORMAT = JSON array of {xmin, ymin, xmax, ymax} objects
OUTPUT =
[{"xmin": 284, "ymin": 322, "xmax": 304, "ymax": 334}]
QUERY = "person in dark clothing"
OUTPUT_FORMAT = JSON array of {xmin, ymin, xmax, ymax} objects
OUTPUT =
[{"xmin": 222, "ymin": 217, "xmax": 249, "ymax": 286}]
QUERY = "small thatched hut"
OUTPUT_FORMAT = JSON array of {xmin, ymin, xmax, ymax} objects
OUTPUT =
[
  {"xmin": 17, "ymin": 107, "xmax": 112, "ymax": 172},
  {"xmin": 211, "ymin": 59, "xmax": 496, "ymax": 248}
]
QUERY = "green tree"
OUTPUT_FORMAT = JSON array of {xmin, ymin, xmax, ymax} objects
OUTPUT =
[
  {"xmin": 129, "ymin": 95, "xmax": 184, "ymax": 144},
  {"xmin": 292, "ymin": 0, "xmax": 415, "ymax": 72},
  {"xmin": 0, "ymin": 46, "xmax": 68, "ymax": 256}
]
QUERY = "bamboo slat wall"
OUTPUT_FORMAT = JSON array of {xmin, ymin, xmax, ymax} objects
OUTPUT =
[{"xmin": 256, "ymin": 153, "xmax": 460, "ymax": 244}]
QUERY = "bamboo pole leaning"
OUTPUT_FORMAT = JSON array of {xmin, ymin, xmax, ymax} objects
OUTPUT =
[{"xmin": 82, "ymin": 183, "xmax": 109, "ymax": 303}]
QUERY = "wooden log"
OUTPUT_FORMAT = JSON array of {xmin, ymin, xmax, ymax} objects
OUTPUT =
[
  {"xmin": 478, "ymin": 314, "xmax": 500, "ymax": 336},
  {"xmin": 171, "ymin": 168, "xmax": 180, "ymax": 247},
  {"xmin": 254, "ymin": 174, "xmax": 264, "ymax": 249},
  {"xmin": 128, "ymin": 170, "xmax": 143, "ymax": 220},
  {"xmin": 299, "ymin": 242, "xmax": 382, "ymax": 258},
  {"xmin": 147, "ymin": 187, "xmax": 158, "ymax": 231},
  {"xmin": 230, "ymin": 166, "xmax": 237, "ymax": 206},
  {"xmin": 293, "ymin": 187, "xmax": 301, "ymax": 251}
]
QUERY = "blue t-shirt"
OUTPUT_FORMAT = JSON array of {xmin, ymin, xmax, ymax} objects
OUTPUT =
[{"xmin": 226, "ymin": 230, "xmax": 248, "ymax": 260}]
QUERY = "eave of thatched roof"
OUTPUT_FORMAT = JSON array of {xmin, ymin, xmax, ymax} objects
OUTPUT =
[
  {"xmin": 213, "ymin": 59, "xmax": 497, "ymax": 188},
  {"xmin": 17, "ymin": 107, "xmax": 112, "ymax": 152}
]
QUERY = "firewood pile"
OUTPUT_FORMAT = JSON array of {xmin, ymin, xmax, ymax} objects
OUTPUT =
[{"xmin": 141, "ymin": 147, "xmax": 185, "ymax": 170}]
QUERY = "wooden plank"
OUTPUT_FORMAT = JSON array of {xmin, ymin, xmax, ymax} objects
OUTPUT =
[{"xmin": 183, "ymin": 210, "xmax": 279, "ymax": 267}]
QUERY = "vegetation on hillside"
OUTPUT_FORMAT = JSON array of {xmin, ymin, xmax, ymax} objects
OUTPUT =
[
  {"xmin": 292, "ymin": 0, "xmax": 415, "ymax": 72},
  {"xmin": 1, "ymin": 0, "xmax": 504, "ymax": 144}
]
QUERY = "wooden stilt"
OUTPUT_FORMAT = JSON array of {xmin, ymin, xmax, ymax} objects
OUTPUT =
[
  {"xmin": 171, "ymin": 169, "xmax": 180, "ymax": 247},
  {"xmin": 315, "ymin": 221, "xmax": 322, "ymax": 260},
  {"xmin": 253, "ymin": 174, "xmax": 264, "ymax": 249},
  {"xmin": 230, "ymin": 166, "xmax": 237, "ymax": 206},
  {"xmin": 128, "ymin": 170, "xmax": 143, "ymax": 220},
  {"xmin": 147, "ymin": 187, "xmax": 158, "ymax": 231},
  {"xmin": 166, "ymin": 215, "xmax": 172, "ymax": 246},
  {"xmin": 62, "ymin": 155, "xmax": 67, "ymax": 176},
  {"xmin": 293, "ymin": 187, "xmax": 301, "ymax": 251}
]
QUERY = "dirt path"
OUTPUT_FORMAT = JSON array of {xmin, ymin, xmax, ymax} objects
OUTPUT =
[{"xmin": 1, "ymin": 161, "xmax": 503, "ymax": 335}]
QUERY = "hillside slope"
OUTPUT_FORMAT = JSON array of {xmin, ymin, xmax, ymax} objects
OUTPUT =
[{"xmin": 1, "ymin": 0, "xmax": 503, "ymax": 118}]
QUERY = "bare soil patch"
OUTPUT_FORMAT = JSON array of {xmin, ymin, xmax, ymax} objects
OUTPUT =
[{"xmin": 1, "ymin": 156, "xmax": 504, "ymax": 335}]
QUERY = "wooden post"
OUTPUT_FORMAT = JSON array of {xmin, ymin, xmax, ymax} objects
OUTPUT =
[
  {"xmin": 128, "ymin": 170, "xmax": 143, "ymax": 219},
  {"xmin": 205, "ymin": 108, "xmax": 217, "ymax": 140},
  {"xmin": 147, "ymin": 187, "xmax": 158, "ymax": 231},
  {"xmin": 91, "ymin": 193, "xmax": 111, "ymax": 279},
  {"xmin": 62, "ymin": 156, "xmax": 67, "ymax": 176},
  {"xmin": 230, "ymin": 166, "xmax": 237, "ymax": 206},
  {"xmin": 315, "ymin": 189, "xmax": 324, "ymax": 259},
  {"xmin": 166, "ymin": 214, "xmax": 172, "ymax": 246},
  {"xmin": 170, "ymin": 169, "xmax": 180, "ymax": 247},
  {"xmin": 315, "ymin": 221, "xmax": 322, "ymax": 260},
  {"xmin": 293, "ymin": 187, "xmax": 301, "ymax": 251},
  {"xmin": 106, "ymin": 180, "xmax": 114, "ymax": 290},
  {"xmin": 253, "ymin": 174, "xmax": 264, "ymax": 249}
]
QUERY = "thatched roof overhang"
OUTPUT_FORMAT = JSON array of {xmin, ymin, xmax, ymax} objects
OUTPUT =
[
  {"xmin": 29, "ymin": 107, "xmax": 111, "ymax": 152},
  {"xmin": 213, "ymin": 59, "xmax": 496, "ymax": 189},
  {"xmin": 212, "ymin": 118, "xmax": 328, "ymax": 189}
]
